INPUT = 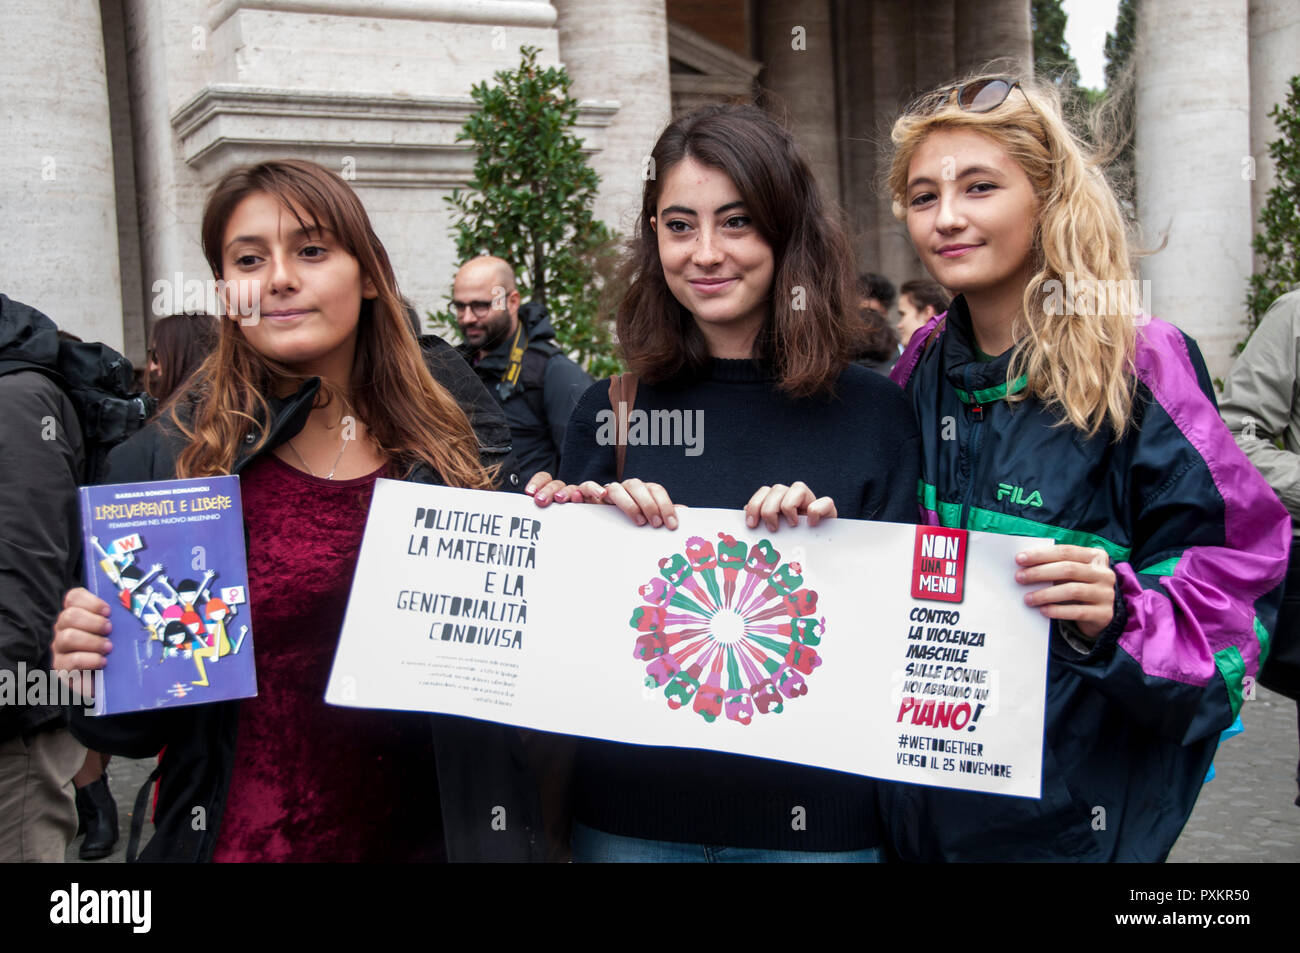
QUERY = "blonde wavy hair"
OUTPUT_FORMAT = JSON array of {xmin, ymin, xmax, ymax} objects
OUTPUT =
[
  {"xmin": 888, "ymin": 73, "xmax": 1139, "ymax": 438},
  {"xmin": 171, "ymin": 159, "xmax": 496, "ymax": 488}
]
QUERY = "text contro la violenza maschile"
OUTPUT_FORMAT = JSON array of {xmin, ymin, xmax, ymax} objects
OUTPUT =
[{"xmin": 893, "ymin": 606, "xmax": 1015, "ymax": 780}]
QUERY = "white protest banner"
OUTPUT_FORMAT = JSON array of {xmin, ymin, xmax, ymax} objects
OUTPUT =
[{"xmin": 326, "ymin": 480, "xmax": 1051, "ymax": 797}]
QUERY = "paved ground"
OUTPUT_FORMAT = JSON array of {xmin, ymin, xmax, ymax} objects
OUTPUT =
[
  {"xmin": 1168, "ymin": 685, "xmax": 1299, "ymax": 863},
  {"xmin": 68, "ymin": 688, "xmax": 1300, "ymax": 863}
]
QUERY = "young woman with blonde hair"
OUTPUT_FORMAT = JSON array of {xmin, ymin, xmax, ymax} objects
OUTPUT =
[
  {"xmin": 883, "ymin": 74, "xmax": 1290, "ymax": 861},
  {"xmin": 50, "ymin": 159, "xmax": 548, "ymax": 862}
]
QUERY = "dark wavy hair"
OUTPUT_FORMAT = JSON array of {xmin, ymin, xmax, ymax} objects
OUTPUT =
[
  {"xmin": 857, "ymin": 308, "xmax": 899, "ymax": 364},
  {"xmin": 898, "ymin": 278, "xmax": 951, "ymax": 316},
  {"xmin": 858, "ymin": 273, "xmax": 897, "ymax": 309},
  {"xmin": 148, "ymin": 312, "xmax": 218, "ymax": 406},
  {"xmin": 617, "ymin": 105, "xmax": 862, "ymax": 398}
]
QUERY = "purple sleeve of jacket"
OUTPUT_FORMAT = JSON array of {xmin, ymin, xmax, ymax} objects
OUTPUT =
[
  {"xmin": 889, "ymin": 312, "xmax": 946, "ymax": 391},
  {"xmin": 890, "ymin": 312, "xmax": 947, "ymax": 524},
  {"xmin": 1052, "ymin": 319, "xmax": 1291, "ymax": 745}
]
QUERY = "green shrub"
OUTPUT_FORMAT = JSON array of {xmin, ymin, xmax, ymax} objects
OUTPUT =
[{"xmin": 445, "ymin": 45, "xmax": 623, "ymax": 377}]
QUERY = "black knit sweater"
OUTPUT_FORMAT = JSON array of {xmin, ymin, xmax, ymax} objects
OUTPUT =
[{"xmin": 559, "ymin": 358, "xmax": 922, "ymax": 850}]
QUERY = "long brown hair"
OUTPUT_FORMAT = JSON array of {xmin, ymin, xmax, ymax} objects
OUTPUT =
[
  {"xmin": 618, "ymin": 105, "xmax": 862, "ymax": 398},
  {"xmin": 148, "ymin": 312, "xmax": 218, "ymax": 406},
  {"xmin": 857, "ymin": 308, "xmax": 899, "ymax": 363},
  {"xmin": 175, "ymin": 159, "xmax": 494, "ymax": 488}
]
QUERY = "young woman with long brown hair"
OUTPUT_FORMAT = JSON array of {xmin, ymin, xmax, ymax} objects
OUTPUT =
[
  {"xmin": 530, "ymin": 105, "xmax": 922, "ymax": 862},
  {"xmin": 50, "ymin": 159, "xmax": 548, "ymax": 862}
]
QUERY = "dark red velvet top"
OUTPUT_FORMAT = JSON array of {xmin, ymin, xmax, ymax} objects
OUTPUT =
[{"xmin": 211, "ymin": 454, "xmax": 443, "ymax": 862}]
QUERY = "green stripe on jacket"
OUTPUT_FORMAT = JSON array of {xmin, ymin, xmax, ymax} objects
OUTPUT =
[{"xmin": 918, "ymin": 480, "xmax": 1130, "ymax": 563}]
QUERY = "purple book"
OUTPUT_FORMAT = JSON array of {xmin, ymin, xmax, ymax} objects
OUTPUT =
[{"xmin": 79, "ymin": 475, "xmax": 257, "ymax": 715}]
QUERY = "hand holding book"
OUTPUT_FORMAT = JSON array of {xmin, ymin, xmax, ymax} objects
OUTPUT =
[
  {"xmin": 74, "ymin": 475, "xmax": 257, "ymax": 714},
  {"xmin": 51, "ymin": 587, "xmax": 113, "ymax": 700}
]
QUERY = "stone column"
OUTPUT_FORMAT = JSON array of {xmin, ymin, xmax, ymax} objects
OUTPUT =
[
  {"xmin": 912, "ymin": 0, "xmax": 957, "ymax": 95},
  {"xmin": 835, "ymin": 0, "xmax": 876, "ymax": 271},
  {"xmin": 1136, "ymin": 0, "xmax": 1253, "ymax": 379},
  {"xmin": 838, "ymin": 0, "xmax": 955, "ymax": 286},
  {"xmin": 870, "ymin": 0, "xmax": 919, "ymax": 285},
  {"xmin": 757, "ymin": 0, "xmax": 841, "ymax": 204},
  {"xmin": 103, "ymin": 0, "xmax": 148, "ymax": 364},
  {"xmin": 553, "ymin": 0, "xmax": 673, "ymax": 234},
  {"xmin": 0, "ymin": 2, "xmax": 124, "ymax": 348},
  {"xmin": 1248, "ymin": 0, "xmax": 1300, "ymax": 270},
  {"xmin": 124, "ymin": 0, "xmax": 215, "ymax": 342},
  {"xmin": 955, "ymin": 0, "xmax": 1032, "ymax": 77}
]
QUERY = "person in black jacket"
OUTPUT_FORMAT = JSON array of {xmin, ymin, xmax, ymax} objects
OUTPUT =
[
  {"xmin": 0, "ymin": 297, "xmax": 88, "ymax": 862},
  {"xmin": 51, "ymin": 159, "xmax": 550, "ymax": 862},
  {"xmin": 451, "ymin": 255, "xmax": 592, "ymax": 479}
]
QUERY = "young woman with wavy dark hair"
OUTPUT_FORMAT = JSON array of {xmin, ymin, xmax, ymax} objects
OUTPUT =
[
  {"xmin": 529, "ymin": 105, "xmax": 921, "ymax": 862},
  {"xmin": 49, "ymin": 159, "xmax": 548, "ymax": 862},
  {"xmin": 612, "ymin": 106, "xmax": 868, "ymax": 397}
]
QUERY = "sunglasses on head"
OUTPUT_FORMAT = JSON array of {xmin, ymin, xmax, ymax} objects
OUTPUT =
[{"xmin": 909, "ymin": 77, "xmax": 1025, "ymax": 115}]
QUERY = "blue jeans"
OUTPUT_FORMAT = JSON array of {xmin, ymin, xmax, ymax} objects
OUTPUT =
[{"xmin": 571, "ymin": 822, "xmax": 883, "ymax": 863}]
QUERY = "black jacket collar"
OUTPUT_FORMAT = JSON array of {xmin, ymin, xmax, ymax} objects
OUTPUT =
[
  {"xmin": 230, "ymin": 377, "xmax": 321, "ymax": 474},
  {"xmin": 939, "ymin": 295, "xmax": 1021, "ymax": 401}
]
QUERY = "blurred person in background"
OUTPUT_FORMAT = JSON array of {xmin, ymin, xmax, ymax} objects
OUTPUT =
[
  {"xmin": 147, "ymin": 312, "xmax": 220, "ymax": 405},
  {"xmin": 854, "ymin": 274, "xmax": 903, "ymax": 373},
  {"xmin": 896, "ymin": 279, "xmax": 950, "ymax": 350},
  {"xmin": 854, "ymin": 306, "xmax": 900, "ymax": 374},
  {"xmin": 858, "ymin": 272, "xmax": 896, "ymax": 314},
  {"xmin": 451, "ymin": 257, "xmax": 592, "ymax": 480},
  {"xmin": 0, "ymin": 299, "xmax": 87, "ymax": 862},
  {"xmin": 1220, "ymin": 289, "xmax": 1300, "ymax": 807}
]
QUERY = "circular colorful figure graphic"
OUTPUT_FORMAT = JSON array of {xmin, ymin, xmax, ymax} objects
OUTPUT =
[{"xmin": 630, "ymin": 533, "xmax": 825, "ymax": 725}]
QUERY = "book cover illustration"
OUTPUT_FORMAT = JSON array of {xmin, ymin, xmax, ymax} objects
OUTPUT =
[{"xmin": 79, "ymin": 475, "xmax": 257, "ymax": 715}]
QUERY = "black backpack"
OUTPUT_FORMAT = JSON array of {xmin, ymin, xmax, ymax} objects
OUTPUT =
[
  {"xmin": 0, "ymin": 296, "xmax": 154, "ymax": 484},
  {"xmin": 52, "ymin": 339, "xmax": 155, "ymax": 484},
  {"xmin": 512, "ymin": 339, "xmax": 561, "ymax": 424}
]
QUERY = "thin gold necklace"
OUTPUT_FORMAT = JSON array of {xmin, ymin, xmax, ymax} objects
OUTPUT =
[
  {"xmin": 285, "ymin": 436, "xmax": 347, "ymax": 479},
  {"xmin": 286, "ymin": 410, "xmax": 351, "ymax": 479}
]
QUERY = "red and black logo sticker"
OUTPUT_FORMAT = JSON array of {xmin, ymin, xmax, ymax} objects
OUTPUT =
[{"xmin": 911, "ymin": 526, "xmax": 967, "ymax": 603}]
